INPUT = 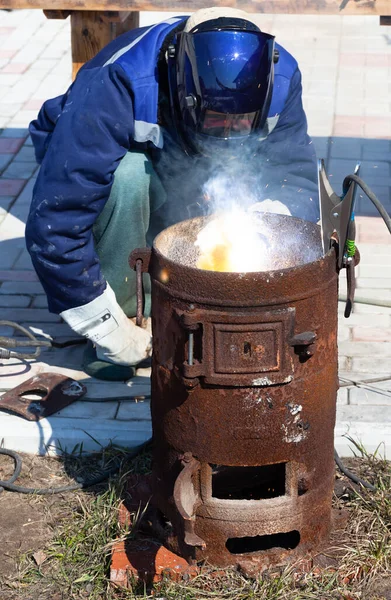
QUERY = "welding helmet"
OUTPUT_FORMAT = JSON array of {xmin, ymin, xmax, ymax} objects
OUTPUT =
[{"xmin": 167, "ymin": 11, "xmax": 278, "ymax": 156}]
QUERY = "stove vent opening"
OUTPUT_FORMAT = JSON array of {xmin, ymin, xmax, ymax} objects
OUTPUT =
[
  {"xmin": 211, "ymin": 463, "xmax": 286, "ymax": 500},
  {"xmin": 226, "ymin": 530, "xmax": 300, "ymax": 555}
]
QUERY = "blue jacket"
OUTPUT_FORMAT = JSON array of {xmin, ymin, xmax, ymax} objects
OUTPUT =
[{"xmin": 27, "ymin": 16, "xmax": 318, "ymax": 314}]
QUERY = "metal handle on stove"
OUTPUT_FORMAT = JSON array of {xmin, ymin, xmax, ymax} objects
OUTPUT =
[{"xmin": 129, "ymin": 247, "xmax": 152, "ymax": 327}]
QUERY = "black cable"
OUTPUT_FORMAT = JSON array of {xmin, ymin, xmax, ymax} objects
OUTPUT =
[
  {"xmin": 334, "ymin": 448, "xmax": 377, "ymax": 492},
  {"xmin": 343, "ymin": 174, "xmax": 391, "ymax": 234},
  {"xmin": 0, "ymin": 319, "xmax": 85, "ymax": 360},
  {"xmin": 0, "ymin": 439, "xmax": 151, "ymax": 494}
]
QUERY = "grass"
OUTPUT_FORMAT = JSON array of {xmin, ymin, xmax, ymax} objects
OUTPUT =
[{"xmin": 3, "ymin": 440, "xmax": 391, "ymax": 600}]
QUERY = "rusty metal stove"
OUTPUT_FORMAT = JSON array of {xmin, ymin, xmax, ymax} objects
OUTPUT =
[{"xmin": 130, "ymin": 212, "xmax": 339, "ymax": 571}]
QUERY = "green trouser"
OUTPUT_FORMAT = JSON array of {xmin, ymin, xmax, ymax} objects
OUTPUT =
[{"xmin": 92, "ymin": 151, "xmax": 166, "ymax": 318}]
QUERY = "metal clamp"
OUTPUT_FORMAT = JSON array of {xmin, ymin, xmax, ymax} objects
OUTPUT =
[{"xmin": 129, "ymin": 247, "xmax": 152, "ymax": 327}]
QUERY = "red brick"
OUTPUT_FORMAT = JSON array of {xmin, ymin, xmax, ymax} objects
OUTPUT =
[
  {"xmin": 23, "ymin": 99, "xmax": 45, "ymax": 111},
  {"xmin": 333, "ymin": 116, "xmax": 365, "ymax": 137},
  {"xmin": 0, "ymin": 179, "xmax": 25, "ymax": 196},
  {"xmin": 352, "ymin": 327, "xmax": 391, "ymax": 342},
  {"xmin": 111, "ymin": 539, "xmax": 198, "ymax": 586},
  {"xmin": 0, "ymin": 50, "xmax": 16, "ymax": 59},
  {"xmin": 2, "ymin": 63, "xmax": 28, "ymax": 74},
  {"xmin": 356, "ymin": 217, "xmax": 391, "ymax": 244},
  {"xmin": 339, "ymin": 53, "xmax": 389, "ymax": 68},
  {"xmin": 339, "ymin": 53, "xmax": 366, "ymax": 67},
  {"xmin": 0, "ymin": 138, "xmax": 25, "ymax": 154}
]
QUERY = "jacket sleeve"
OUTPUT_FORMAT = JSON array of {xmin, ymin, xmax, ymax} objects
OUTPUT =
[
  {"xmin": 258, "ymin": 68, "xmax": 319, "ymax": 223},
  {"xmin": 25, "ymin": 63, "xmax": 134, "ymax": 314},
  {"xmin": 29, "ymin": 89, "xmax": 72, "ymax": 165}
]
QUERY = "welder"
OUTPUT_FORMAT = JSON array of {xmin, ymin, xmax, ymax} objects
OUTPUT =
[{"xmin": 26, "ymin": 7, "xmax": 319, "ymax": 381}]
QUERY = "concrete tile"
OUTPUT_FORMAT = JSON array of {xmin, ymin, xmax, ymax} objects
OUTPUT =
[
  {"xmin": 0, "ymin": 196, "xmax": 14, "ymax": 213},
  {"xmin": 0, "ymin": 73, "xmax": 21, "ymax": 87},
  {"xmin": 13, "ymin": 145, "xmax": 37, "ymax": 162},
  {"xmin": 355, "ymin": 188, "xmax": 391, "ymax": 217},
  {"xmin": 357, "ymin": 279, "xmax": 391, "ymax": 290},
  {"xmin": 13, "ymin": 250, "xmax": 34, "ymax": 270},
  {"xmin": 54, "ymin": 400, "xmax": 119, "ymax": 419},
  {"xmin": 116, "ymin": 399, "xmax": 152, "ymax": 421},
  {"xmin": 0, "ymin": 153, "xmax": 13, "ymax": 172},
  {"xmin": 359, "ymin": 263, "xmax": 391, "ymax": 278},
  {"xmin": 352, "ymin": 327, "xmax": 391, "ymax": 342},
  {"xmin": 0, "ymin": 127, "xmax": 29, "ymax": 139},
  {"xmin": 335, "ymin": 421, "xmax": 391, "ymax": 457},
  {"xmin": 338, "ymin": 309, "xmax": 389, "ymax": 328},
  {"xmin": 351, "ymin": 357, "xmax": 391, "ymax": 373},
  {"xmin": 337, "ymin": 388, "xmax": 349, "ymax": 406},
  {"xmin": 349, "ymin": 383, "xmax": 391, "ymax": 406},
  {"xmin": 339, "ymin": 341, "xmax": 391, "ymax": 356},
  {"xmin": 337, "ymin": 405, "xmax": 391, "ymax": 422},
  {"xmin": 352, "ymin": 302, "xmax": 391, "ymax": 316},
  {"xmin": 329, "ymin": 137, "xmax": 362, "ymax": 160},
  {"xmin": 0, "ymin": 308, "xmax": 61, "ymax": 322},
  {"xmin": 0, "ymin": 294, "xmax": 31, "ymax": 307},
  {"xmin": 0, "ymin": 281, "xmax": 44, "ymax": 294},
  {"xmin": 362, "ymin": 140, "xmax": 391, "ymax": 161},
  {"xmin": 8, "ymin": 112, "xmax": 41, "ymax": 128},
  {"xmin": 86, "ymin": 379, "xmax": 151, "ymax": 400},
  {"xmin": 0, "ymin": 103, "xmax": 23, "ymax": 118},
  {"xmin": 0, "ymin": 245, "xmax": 21, "ymax": 269},
  {"xmin": 31, "ymin": 295, "xmax": 47, "ymax": 308},
  {"xmin": 360, "ymin": 160, "xmax": 390, "ymax": 179},
  {"xmin": 15, "ymin": 177, "xmax": 36, "ymax": 204},
  {"xmin": 2, "ymin": 160, "xmax": 38, "ymax": 179},
  {"xmin": 338, "ymin": 324, "xmax": 351, "ymax": 342},
  {"xmin": 0, "ymin": 411, "xmax": 152, "ymax": 455},
  {"xmin": 15, "ymin": 322, "xmax": 75, "ymax": 339}
]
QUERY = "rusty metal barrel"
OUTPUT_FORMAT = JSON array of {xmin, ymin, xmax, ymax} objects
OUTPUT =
[{"xmin": 130, "ymin": 213, "xmax": 339, "ymax": 571}]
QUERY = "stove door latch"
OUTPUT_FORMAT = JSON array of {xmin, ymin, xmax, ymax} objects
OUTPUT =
[
  {"xmin": 173, "ymin": 453, "xmax": 206, "ymax": 550},
  {"xmin": 289, "ymin": 331, "xmax": 317, "ymax": 359}
]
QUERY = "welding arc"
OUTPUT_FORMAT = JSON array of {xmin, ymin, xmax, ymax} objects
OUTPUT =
[
  {"xmin": 334, "ymin": 449, "xmax": 377, "ymax": 492},
  {"xmin": 0, "ymin": 440, "xmax": 151, "ymax": 494},
  {"xmin": 343, "ymin": 174, "xmax": 391, "ymax": 235}
]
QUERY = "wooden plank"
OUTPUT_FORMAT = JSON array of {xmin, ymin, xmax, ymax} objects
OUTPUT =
[
  {"xmin": 71, "ymin": 11, "xmax": 113, "ymax": 78},
  {"xmin": 0, "ymin": 0, "xmax": 390, "ymax": 15},
  {"xmin": 70, "ymin": 10, "xmax": 139, "ymax": 78}
]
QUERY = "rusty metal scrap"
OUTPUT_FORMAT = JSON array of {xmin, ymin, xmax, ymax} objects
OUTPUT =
[{"xmin": 0, "ymin": 373, "xmax": 86, "ymax": 420}]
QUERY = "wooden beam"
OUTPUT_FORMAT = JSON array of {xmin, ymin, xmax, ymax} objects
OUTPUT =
[
  {"xmin": 43, "ymin": 9, "xmax": 71, "ymax": 18},
  {"xmin": 0, "ymin": 0, "xmax": 391, "ymax": 15},
  {"xmin": 70, "ymin": 10, "xmax": 139, "ymax": 79}
]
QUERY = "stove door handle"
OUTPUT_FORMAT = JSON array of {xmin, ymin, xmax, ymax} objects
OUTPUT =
[{"xmin": 289, "ymin": 331, "xmax": 317, "ymax": 358}]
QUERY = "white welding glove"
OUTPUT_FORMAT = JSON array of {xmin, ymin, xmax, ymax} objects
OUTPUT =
[
  {"xmin": 249, "ymin": 200, "xmax": 292, "ymax": 216},
  {"xmin": 60, "ymin": 284, "xmax": 152, "ymax": 366}
]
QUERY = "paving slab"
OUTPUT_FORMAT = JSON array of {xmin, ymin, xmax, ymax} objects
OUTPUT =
[{"xmin": 1, "ymin": 10, "xmax": 391, "ymax": 457}]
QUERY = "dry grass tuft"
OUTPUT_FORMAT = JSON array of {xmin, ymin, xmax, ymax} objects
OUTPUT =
[{"xmin": 2, "ymin": 440, "xmax": 390, "ymax": 600}]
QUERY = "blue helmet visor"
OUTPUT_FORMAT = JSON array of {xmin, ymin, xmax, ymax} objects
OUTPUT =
[{"xmin": 179, "ymin": 29, "xmax": 275, "ymax": 139}]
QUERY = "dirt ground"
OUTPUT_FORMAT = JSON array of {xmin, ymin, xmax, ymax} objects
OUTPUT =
[
  {"xmin": 0, "ymin": 453, "xmax": 81, "ymax": 578},
  {"xmin": 0, "ymin": 450, "xmax": 390, "ymax": 600}
]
